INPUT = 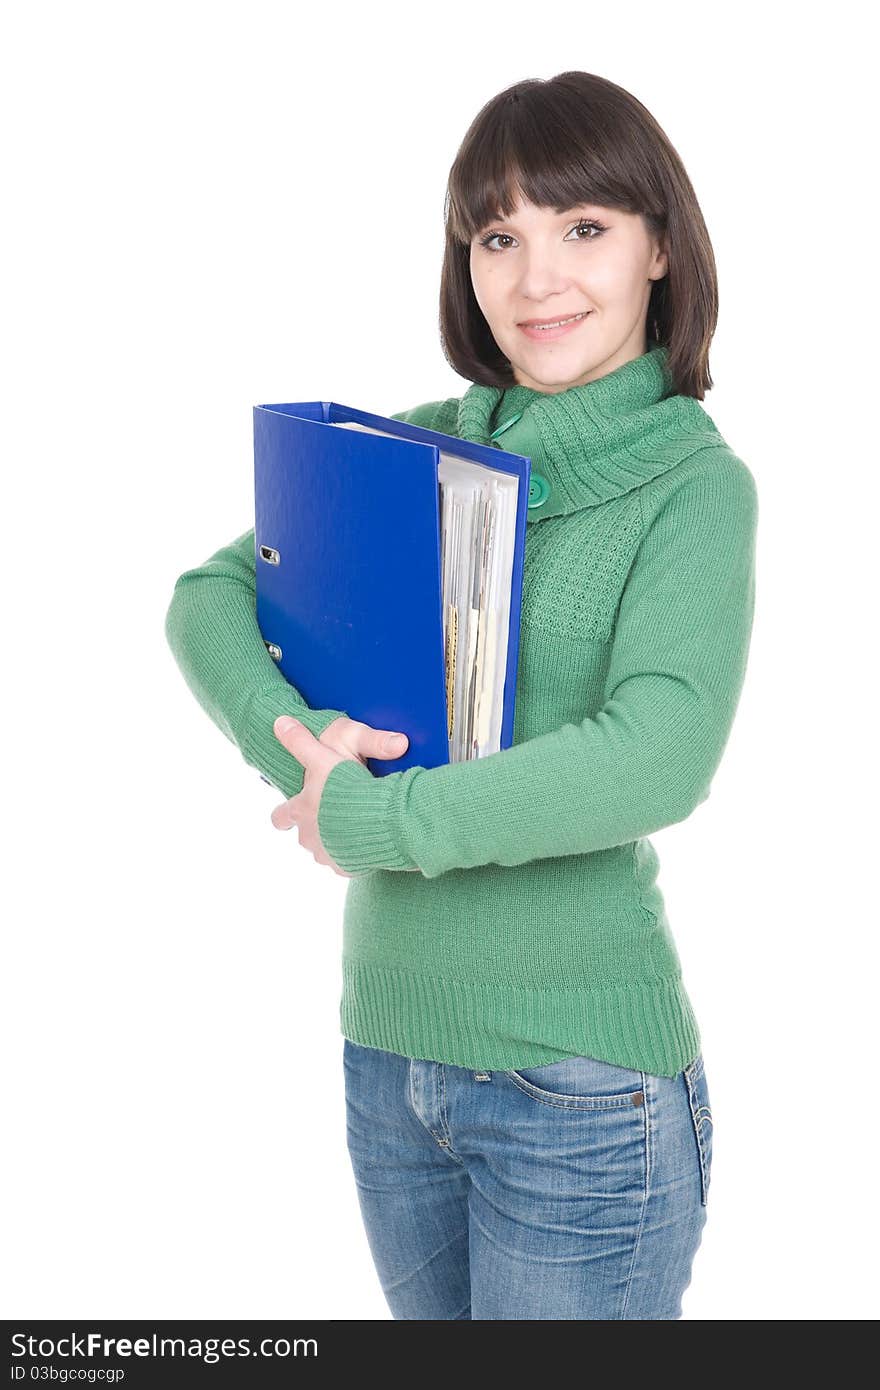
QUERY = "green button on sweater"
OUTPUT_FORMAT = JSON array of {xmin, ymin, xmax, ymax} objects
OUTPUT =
[{"xmin": 164, "ymin": 345, "xmax": 758, "ymax": 1078}]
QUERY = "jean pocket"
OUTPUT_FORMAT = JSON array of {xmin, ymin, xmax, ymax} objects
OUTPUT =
[
  {"xmin": 683, "ymin": 1054, "xmax": 713, "ymax": 1205},
  {"xmin": 503, "ymin": 1054, "xmax": 646, "ymax": 1110}
]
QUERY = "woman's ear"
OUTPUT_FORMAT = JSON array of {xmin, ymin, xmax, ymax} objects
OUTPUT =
[{"xmin": 650, "ymin": 240, "xmax": 669, "ymax": 281}]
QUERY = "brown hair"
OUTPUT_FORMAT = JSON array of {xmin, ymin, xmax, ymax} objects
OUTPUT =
[{"xmin": 439, "ymin": 72, "xmax": 718, "ymax": 399}]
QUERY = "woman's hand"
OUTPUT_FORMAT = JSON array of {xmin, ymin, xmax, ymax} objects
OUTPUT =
[{"xmin": 269, "ymin": 715, "xmax": 409, "ymax": 876}]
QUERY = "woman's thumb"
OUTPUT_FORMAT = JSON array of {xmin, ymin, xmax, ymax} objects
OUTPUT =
[{"xmin": 376, "ymin": 729, "xmax": 409, "ymax": 758}]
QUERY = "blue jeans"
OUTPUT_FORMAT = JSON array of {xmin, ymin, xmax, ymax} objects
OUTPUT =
[{"xmin": 343, "ymin": 1038, "xmax": 713, "ymax": 1319}]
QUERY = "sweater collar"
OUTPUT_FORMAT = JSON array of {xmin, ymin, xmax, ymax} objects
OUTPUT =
[{"xmin": 456, "ymin": 344, "xmax": 723, "ymax": 519}]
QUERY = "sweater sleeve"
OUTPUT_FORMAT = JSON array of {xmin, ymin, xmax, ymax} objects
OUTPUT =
[
  {"xmin": 316, "ymin": 455, "xmax": 759, "ymax": 878},
  {"xmin": 164, "ymin": 527, "xmax": 351, "ymax": 798},
  {"xmin": 163, "ymin": 400, "xmax": 454, "ymax": 799}
]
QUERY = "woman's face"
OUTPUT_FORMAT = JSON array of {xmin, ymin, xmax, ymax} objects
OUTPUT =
[{"xmin": 469, "ymin": 194, "xmax": 668, "ymax": 394}]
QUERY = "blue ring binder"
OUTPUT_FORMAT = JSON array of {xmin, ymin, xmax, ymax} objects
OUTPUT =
[{"xmin": 253, "ymin": 398, "xmax": 532, "ymax": 775}]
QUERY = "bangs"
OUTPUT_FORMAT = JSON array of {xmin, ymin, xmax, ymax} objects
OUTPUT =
[{"xmin": 446, "ymin": 79, "xmax": 653, "ymax": 244}]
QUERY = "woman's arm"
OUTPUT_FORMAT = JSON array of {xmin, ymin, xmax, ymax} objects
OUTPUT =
[
  {"xmin": 314, "ymin": 452, "xmax": 759, "ymax": 877},
  {"xmin": 164, "ymin": 527, "xmax": 350, "ymax": 798},
  {"xmin": 163, "ymin": 400, "xmax": 453, "ymax": 798}
]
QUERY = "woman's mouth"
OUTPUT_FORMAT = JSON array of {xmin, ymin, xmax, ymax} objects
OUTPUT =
[{"xmin": 518, "ymin": 310, "xmax": 592, "ymax": 342}]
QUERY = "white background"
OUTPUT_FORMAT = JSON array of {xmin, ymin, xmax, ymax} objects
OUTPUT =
[{"xmin": 4, "ymin": 0, "xmax": 876, "ymax": 1322}]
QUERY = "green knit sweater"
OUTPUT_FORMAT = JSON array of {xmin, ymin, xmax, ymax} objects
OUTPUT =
[{"xmin": 164, "ymin": 345, "xmax": 758, "ymax": 1077}]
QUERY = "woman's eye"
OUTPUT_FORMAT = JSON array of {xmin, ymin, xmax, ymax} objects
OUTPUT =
[
  {"xmin": 568, "ymin": 220, "xmax": 605, "ymax": 241},
  {"xmin": 479, "ymin": 232, "xmax": 514, "ymax": 252}
]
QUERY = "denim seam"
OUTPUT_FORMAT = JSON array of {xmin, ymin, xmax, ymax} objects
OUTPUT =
[
  {"xmin": 502, "ymin": 1074, "xmax": 643, "ymax": 1110},
  {"xmin": 437, "ymin": 1064, "xmax": 456, "ymax": 1150},
  {"xmin": 619, "ymin": 1070, "xmax": 652, "ymax": 1319},
  {"xmin": 683, "ymin": 1064, "xmax": 711, "ymax": 1205}
]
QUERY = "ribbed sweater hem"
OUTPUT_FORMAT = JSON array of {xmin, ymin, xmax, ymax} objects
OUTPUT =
[{"xmin": 339, "ymin": 956, "xmax": 701, "ymax": 1079}]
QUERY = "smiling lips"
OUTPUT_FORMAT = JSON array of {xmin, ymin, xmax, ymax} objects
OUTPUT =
[{"xmin": 518, "ymin": 310, "xmax": 592, "ymax": 341}]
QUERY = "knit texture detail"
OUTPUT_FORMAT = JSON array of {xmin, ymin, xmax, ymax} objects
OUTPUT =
[
  {"xmin": 339, "ymin": 957, "xmax": 700, "ymax": 1077},
  {"xmin": 317, "ymin": 758, "xmax": 415, "ymax": 873},
  {"xmin": 164, "ymin": 346, "xmax": 758, "ymax": 1078},
  {"xmin": 518, "ymin": 504, "xmax": 644, "ymax": 641},
  {"xmin": 458, "ymin": 343, "xmax": 724, "ymax": 517}
]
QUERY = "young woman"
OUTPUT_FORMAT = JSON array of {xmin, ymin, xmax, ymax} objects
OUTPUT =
[{"xmin": 165, "ymin": 71, "xmax": 757, "ymax": 1320}]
